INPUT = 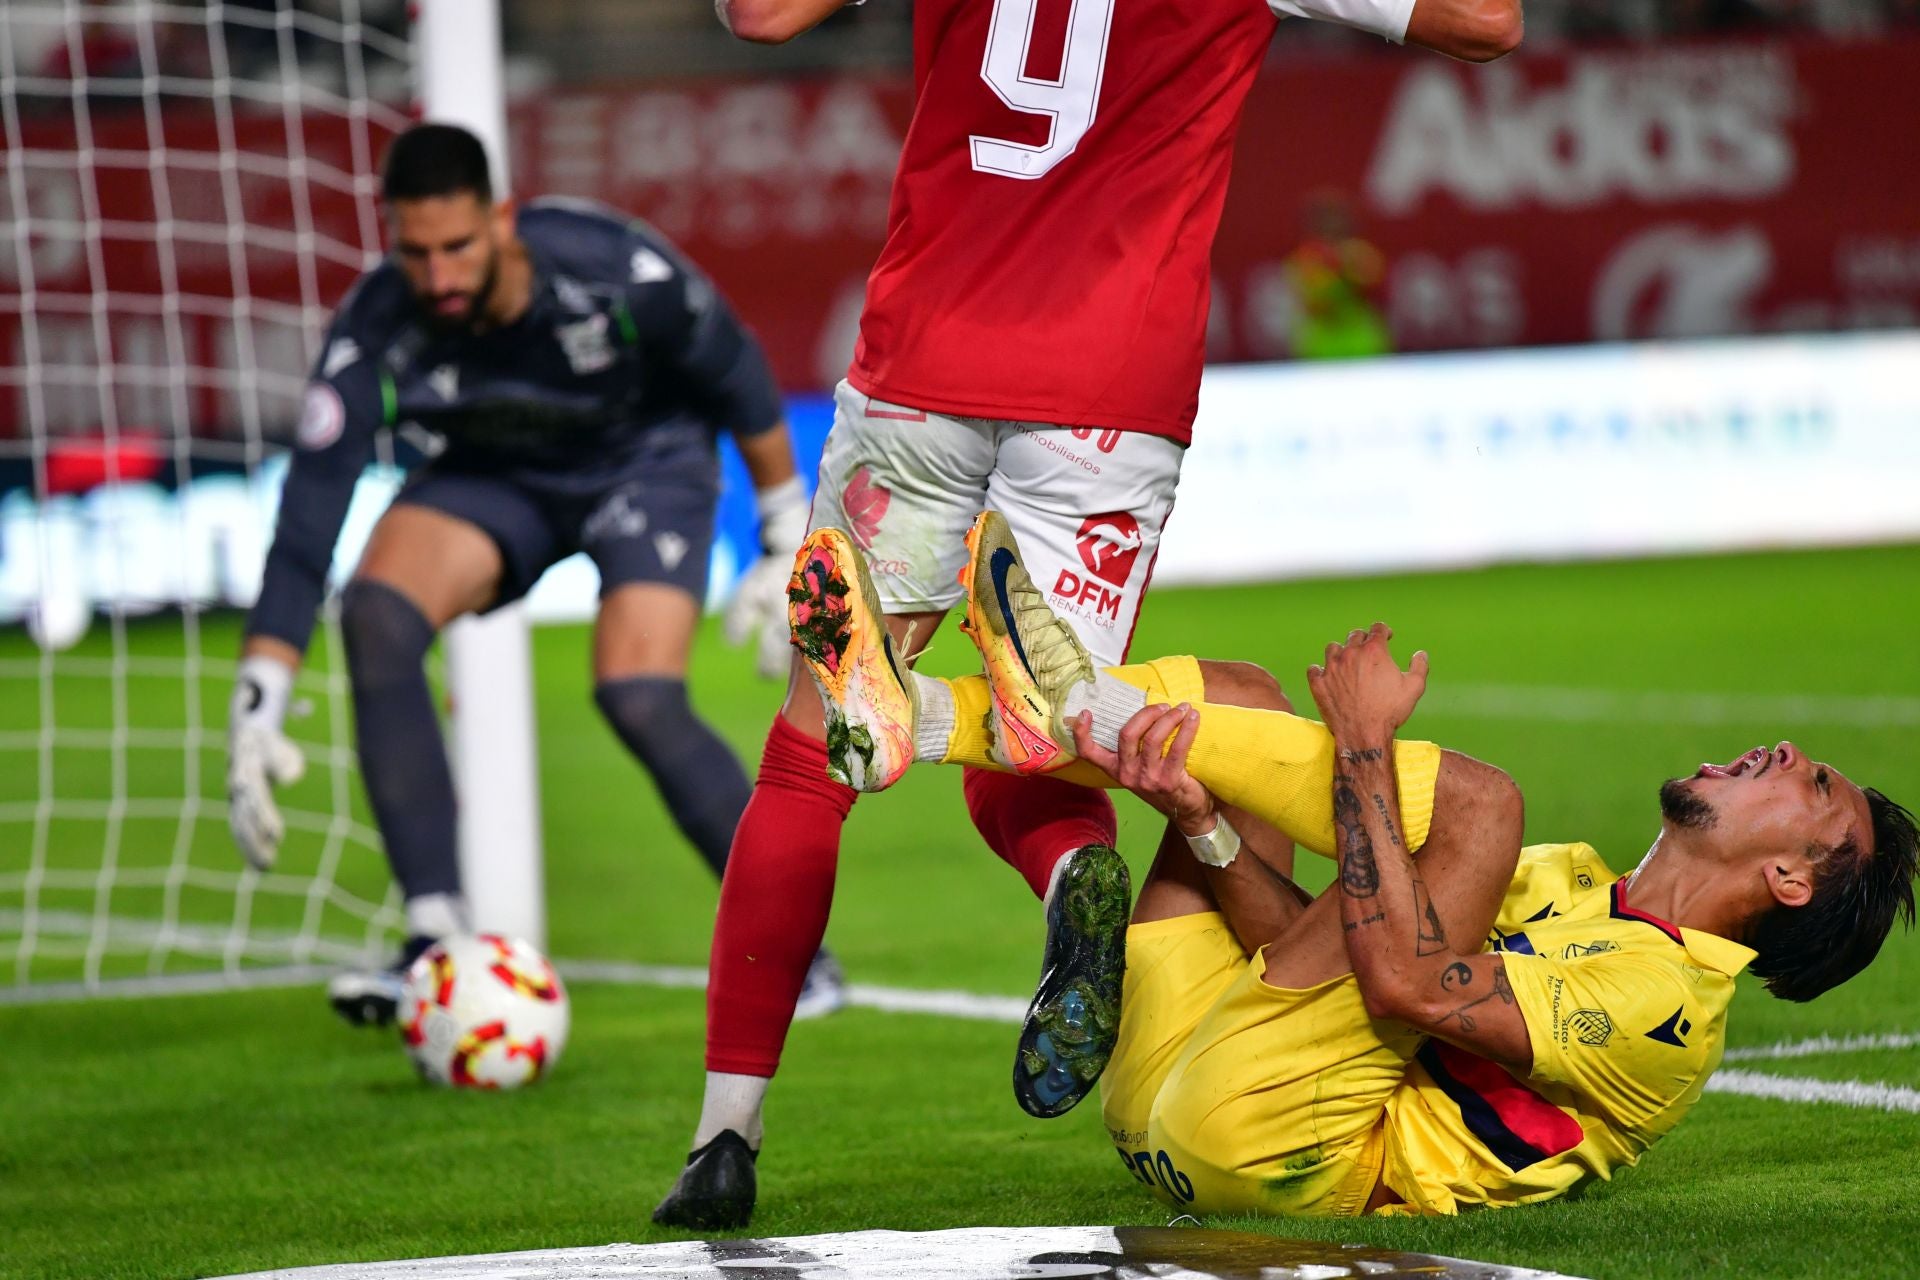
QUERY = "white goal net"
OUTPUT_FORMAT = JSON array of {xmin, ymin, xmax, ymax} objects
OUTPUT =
[{"xmin": 0, "ymin": 0, "xmax": 414, "ymax": 999}]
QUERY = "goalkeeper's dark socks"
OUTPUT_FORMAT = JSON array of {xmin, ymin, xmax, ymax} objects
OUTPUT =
[
  {"xmin": 339, "ymin": 580, "xmax": 459, "ymax": 900},
  {"xmin": 962, "ymin": 767, "xmax": 1118, "ymax": 901},
  {"xmin": 704, "ymin": 716, "xmax": 856, "ymax": 1077},
  {"xmin": 593, "ymin": 675, "xmax": 751, "ymax": 880}
]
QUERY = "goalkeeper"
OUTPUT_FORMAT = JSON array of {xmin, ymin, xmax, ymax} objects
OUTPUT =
[{"xmin": 227, "ymin": 122, "xmax": 837, "ymax": 1025}]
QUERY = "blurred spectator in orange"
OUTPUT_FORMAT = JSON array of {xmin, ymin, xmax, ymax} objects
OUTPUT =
[{"xmin": 1284, "ymin": 189, "xmax": 1392, "ymax": 360}]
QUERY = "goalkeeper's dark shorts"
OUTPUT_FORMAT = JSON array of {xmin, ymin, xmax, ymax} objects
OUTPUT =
[{"xmin": 391, "ymin": 433, "xmax": 720, "ymax": 610}]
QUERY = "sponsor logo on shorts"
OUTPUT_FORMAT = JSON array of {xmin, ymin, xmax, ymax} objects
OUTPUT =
[
  {"xmin": 1069, "ymin": 425, "xmax": 1123, "ymax": 454},
  {"xmin": 1049, "ymin": 513, "xmax": 1143, "ymax": 630},
  {"xmin": 1051, "ymin": 568, "xmax": 1124, "ymax": 627},
  {"xmin": 583, "ymin": 489, "xmax": 647, "ymax": 544},
  {"xmin": 841, "ymin": 465, "xmax": 892, "ymax": 550},
  {"xmin": 1115, "ymin": 1146, "xmax": 1196, "ymax": 1205},
  {"xmin": 1016, "ymin": 425, "xmax": 1104, "ymax": 476},
  {"xmin": 1076, "ymin": 513, "xmax": 1143, "ymax": 587},
  {"xmin": 654, "ymin": 530, "xmax": 689, "ymax": 572},
  {"xmin": 296, "ymin": 383, "xmax": 345, "ymax": 450}
]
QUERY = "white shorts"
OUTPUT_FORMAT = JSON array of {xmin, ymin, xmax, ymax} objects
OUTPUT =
[{"xmin": 808, "ymin": 381, "xmax": 1185, "ymax": 667}]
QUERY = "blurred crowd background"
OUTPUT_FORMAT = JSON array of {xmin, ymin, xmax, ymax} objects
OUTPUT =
[
  {"xmin": 3, "ymin": 0, "xmax": 1917, "ymax": 438},
  {"xmin": 5, "ymin": 0, "xmax": 1917, "ymax": 99}
]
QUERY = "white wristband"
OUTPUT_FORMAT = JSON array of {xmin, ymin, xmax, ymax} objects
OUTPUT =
[
  {"xmin": 1184, "ymin": 813, "xmax": 1242, "ymax": 868},
  {"xmin": 232, "ymin": 655, "xmax": 293, "ymax": 732},
  {"xmin": 756, "ymin": 476, "xmax": 811, "ymax": 554}
]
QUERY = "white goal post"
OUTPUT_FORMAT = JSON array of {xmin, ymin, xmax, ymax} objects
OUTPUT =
[{"xmin": 414, "ymin": 0, "xmax": 546, "ymax": 950}]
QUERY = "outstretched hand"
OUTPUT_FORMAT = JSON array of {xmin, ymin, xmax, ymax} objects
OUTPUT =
[
  {"xmin": 1305, "ymin": 622, "xmax": 1429, "ymax": 751},
  {"xmin": 1071, "ymin": 703, "xmax": 1218, "ymax": 837},
  {"xmin": 722, "ymin": 553, "xmax": 795, "ymax": 679}
]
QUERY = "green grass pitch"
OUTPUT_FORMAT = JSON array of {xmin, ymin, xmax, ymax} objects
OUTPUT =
[{"xmin": 4, "ymin": 544, "xmax": 1918, "ymax": 1280}]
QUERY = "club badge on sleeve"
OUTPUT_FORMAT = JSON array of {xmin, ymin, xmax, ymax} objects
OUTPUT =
[{"xmin": 296, "ymin": 382, "xmax": 345, "ymax": 450}]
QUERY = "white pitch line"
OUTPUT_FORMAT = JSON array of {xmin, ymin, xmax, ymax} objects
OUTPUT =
[
  {"xmin": 1722, "ymin": 1030, "xmax": 1920, "ymax": 1062},
  {"xmin": 553, "ymin": 959, "xmax": 1031, "ymax": 1024},
  {"xmin": 1, "ymin": 964, "xmax": 335, "ymax": 1005},
  {"xmin": 1706, "ymin": 1068, "xmax": 1920, "ymax": 1113},
  {"xmin": 1428, "ymin": 684, "xmax": 1920, "ymax": 729},
  {"xmin": 12, "ymin": 964, "xmax": 1919, "ymax": 1116}
]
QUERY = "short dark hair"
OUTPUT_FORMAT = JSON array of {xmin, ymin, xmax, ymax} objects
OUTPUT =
[
  {"xmin": 1747, "ymin": 788, "xmax": 1918, "ymax": 1002},
  {"xmin": 381, "ymin": 122, "xmax": 493, "ymax": 203}
]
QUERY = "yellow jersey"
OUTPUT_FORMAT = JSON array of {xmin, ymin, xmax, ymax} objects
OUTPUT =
[{"xmin": 1381, "ymin": 842, "xmax": 1757, "ymax": 1213}]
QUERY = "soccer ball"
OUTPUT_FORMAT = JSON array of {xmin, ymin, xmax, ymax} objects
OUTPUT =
[{"xmin": 399, "ymin": 933, "xmax": 569, "ymax": 1089}]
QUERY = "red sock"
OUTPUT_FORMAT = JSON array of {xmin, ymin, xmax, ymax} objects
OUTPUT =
[
  {"xmin": 705, "ymin": 717, "xmax": 856, "ymax": 1077},
  {"xmin": 962, "ymin": 767, "xmax": 1117, "ymax": 900}
]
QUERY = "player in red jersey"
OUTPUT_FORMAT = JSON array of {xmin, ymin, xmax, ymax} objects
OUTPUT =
[{"xmin": 658, "ymin": 0, "xmax": 1524, "ymax": 1230}]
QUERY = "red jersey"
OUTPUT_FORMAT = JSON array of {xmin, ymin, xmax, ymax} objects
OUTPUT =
[{"xmin": 848, "ymin": 0, "xmax": 1281, "ymax": 444}]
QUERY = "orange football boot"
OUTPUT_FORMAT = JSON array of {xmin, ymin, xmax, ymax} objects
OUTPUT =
[{"xmin": 788, "ymin": 527, "xmax": 918, "ymax": 791}]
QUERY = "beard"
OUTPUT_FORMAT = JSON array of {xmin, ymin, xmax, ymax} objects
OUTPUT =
[
  {"xmin": 418, "ymin": 250, "xmax": 499, "ymax": 335},
  {"xmin": 1659, "ymin": 778, "xmax": 1719, "ymax": 831}
]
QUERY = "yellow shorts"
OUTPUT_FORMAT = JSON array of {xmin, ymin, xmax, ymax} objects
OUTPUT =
[
  {"xmin": 1103, "ymin": 915, "xmax": 1425, "ymax": 1218},
  {"xmin": 1101, "ymin": 912, "xmax": 1247, "ymax": 1191}
]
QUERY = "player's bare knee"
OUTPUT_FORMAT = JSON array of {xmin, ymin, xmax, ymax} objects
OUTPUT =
[
  {"xmin": 1435, "ymin": 750, "xmax": 1525, "ymax": 849},
  {"xmin": 1197, "ymin": 659, "xmax": 1291, "ymax": 713}
]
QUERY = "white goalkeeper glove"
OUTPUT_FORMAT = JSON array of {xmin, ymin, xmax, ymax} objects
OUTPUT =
[
  {"xmin": 227, "ymin": 654, "xmax": 306, "ymax": 872},
  {"xmin": 724, "ymin": 476, "xmax": 812, "ymax": 680}
]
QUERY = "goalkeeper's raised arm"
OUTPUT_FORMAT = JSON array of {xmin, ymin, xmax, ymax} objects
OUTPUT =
[{"xmin": 227, "ymin": 121, "xmax": 840, "ymax": 1029}]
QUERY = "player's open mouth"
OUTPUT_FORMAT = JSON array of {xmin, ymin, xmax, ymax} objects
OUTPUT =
[{"xmin": 1697, "ymin": 746, "xmax": 1769, "ymax": 779}]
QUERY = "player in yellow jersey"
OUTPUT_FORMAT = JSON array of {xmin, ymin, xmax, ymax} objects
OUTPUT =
[{"xmin": 786, "ymin": 513, "xmax": 1919, "ymax": 1215}]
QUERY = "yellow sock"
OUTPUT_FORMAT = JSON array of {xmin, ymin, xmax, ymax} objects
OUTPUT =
[
  {"xmin": 933, "ymin": 657, "xmax": 1191, "ymax": 787},
  {"xmin": 928, "ymin": 656, "xmax": 1438, "ymax": 856},
  {"xmin": 1175, "ymin": 700, "xmax": 1438, "ymax": 856}
]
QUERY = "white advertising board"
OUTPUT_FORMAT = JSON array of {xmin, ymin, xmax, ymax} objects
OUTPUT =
[
  {"xmin": 1159, "ymin": 331, "xmax": 1920, "ymax": 585},
  {"xmin": 3, "ymin": 331, "xmax": 1916, "ymax": 631}
]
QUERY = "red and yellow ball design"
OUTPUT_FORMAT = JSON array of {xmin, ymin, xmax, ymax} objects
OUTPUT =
[{"xmin": 399, "ymin": 933, "xmax": 570, "ymax": 1089}]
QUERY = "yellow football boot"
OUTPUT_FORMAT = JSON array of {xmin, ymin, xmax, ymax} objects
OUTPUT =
[{"xmin": 958, "ymin": 510, "xmax": 1095, "ymax": 775}]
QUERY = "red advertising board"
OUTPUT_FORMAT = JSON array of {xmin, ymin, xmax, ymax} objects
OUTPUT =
[
  {"xmin": 1213, "ymin": 36, "xmax": 1920, "ymax": 358},
  {"xmin": 5, "ymin": 34, "xmax": 1919, "ymax": 439}
]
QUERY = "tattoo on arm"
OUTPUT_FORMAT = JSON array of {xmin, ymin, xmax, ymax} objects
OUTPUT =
[
  {"xmin": 1369, "ymin": 792, "xmax": 1403, "ymax": 849},
  {"xmin": 1436, "ymin": 963, "xmax": 1516, "ymax": 1034},
  {"xmin": 1341, "ymin": 746, "xmax": 1387, "ymax": 763},
  {"xmin": 1414, "ymin": 878, "xmax": 1449, "ymax": 956},
  {"xmin": 1333, "ymin": 782, "xmax": 1380, "ymax": 898},
  {"xmin": 1344, "ymin": 911, "xmax": 1387, "ymax": 932}
]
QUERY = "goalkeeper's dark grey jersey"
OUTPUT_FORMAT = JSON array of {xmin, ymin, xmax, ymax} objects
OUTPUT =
[{"xmin": 248, "ymin": 199, "xmax": 783, "ymax": 652}]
